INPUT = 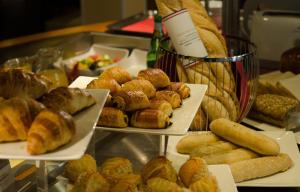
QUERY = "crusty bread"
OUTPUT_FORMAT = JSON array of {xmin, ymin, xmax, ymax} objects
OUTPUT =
[
  {"xmin": 210, "ymin": 118, "xmax": 280, "ymax": 155},
  {"xmin": 176, "ymin": 132, "xmax": 220, "ymax": 154},
  {"xmin": 190, "ymin": 141, "xmax": 238, "ymax": 158},
  {"xmin": 230, "ymin": 153, "xmax": 293, "ymax": 182},
  {"xmin": 201, "ymin": 96, "xmax": 230, "ymax": 122},
  {"xmin": 202, "ymin": 148, "xmax": 259, "ymax": 165}
]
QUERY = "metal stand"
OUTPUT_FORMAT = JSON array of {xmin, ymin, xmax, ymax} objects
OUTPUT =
[
  {"xmin": 163, "ymin": 135, "xmax": 169, "ymax": 156},
  {"xmin": 36, "ymin": 160, "xmax": 48, "ymax": 192}
]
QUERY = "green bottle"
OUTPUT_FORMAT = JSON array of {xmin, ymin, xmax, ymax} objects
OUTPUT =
[{"xmin": 147, "ymin": 14, "xmax": 164, "ymax": 68}]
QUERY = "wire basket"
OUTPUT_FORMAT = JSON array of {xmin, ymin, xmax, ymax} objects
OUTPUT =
[{"xmin": 156, "ymin": 36, "xmax": 259, "ymax": 130}]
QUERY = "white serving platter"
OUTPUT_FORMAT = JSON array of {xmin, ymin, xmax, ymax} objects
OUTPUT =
[
  {"xmin": 0, "ymin": 89, "xmax": 109, "ymax": 160},
  {"xmin": 164, "ymin": 131, "xmax": 300, "ymax": 187},
  {"xmin": 243, "ymin": 117, "xmax": 300, "ymax": 144},
  {"xmin": 70, "ymin": 76, "xmax": 207, "ymax": 136}
]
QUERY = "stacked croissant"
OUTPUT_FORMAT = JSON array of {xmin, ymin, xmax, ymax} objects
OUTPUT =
[
  {"xmin": 155, "ymin": 0, "xmax": 239, "ymax": 130},
  {"xmin": 65, "ymin": 154, "xmax": 218, "ymax": 192},
  {"xmin": 0, "ymin": 68, "xmax": 96, "ymax": 155},
  {"xmin": 87, "ymin": 66, "xmax": 191, "ymax": 129}
]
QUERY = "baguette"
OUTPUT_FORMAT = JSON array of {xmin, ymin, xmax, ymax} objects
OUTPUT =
[
  {"xmin": 190, "ymin": 141, "xmax": 238, "ymax": 158},
  {"xmin": 230, "ymin": 153, "xmax": 293, "ymax": 182},
  {"xmin": 202, "ymin": 96, "xmax": 230, "ymax": 121},
  {"xmin": 202, "ymin": 148, "xmax": 259, "ymax": 165},
  {"xmin": 176, "ymin": 132, "xmax": 220, "ymax": 154},
  {"xmin": 210, "ymin": 118, "xmax": 280, "ymax": 155}
]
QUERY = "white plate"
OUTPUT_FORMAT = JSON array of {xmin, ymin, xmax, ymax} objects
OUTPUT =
[
  {"xmin": 242, "ymin": 118, "xmax": 300, "ymax": 144},
  {"xmin": 0, "ymin": 89, "xmax": 109, "ymax": 160},
  {"xmin": 70, "ymin": 76, "xmax": 207, "ymax": 136},
  {"xmin": 164, "ymin": 131, "xmax": 300, "ymax": 187}
]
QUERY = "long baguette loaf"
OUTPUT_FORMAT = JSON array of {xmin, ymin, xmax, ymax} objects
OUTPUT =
[
  {"xmin": 190, "ymin": 140, "xmax": 238, "ymax": 158},
  {"xmin": 202, "ymin": 148, "xmax": 259, "ymax": 165},
  {"xmin": 176, "ymin": 132, "xmax": 220, "ymax": 154},
  {"xmin": 230, "ymin": 153, "xmax": 293, "ymax": 182},
  {"xmin": 202, "ymin": 96, "xmax": 230, "ymax": 121},
  {"xmin": 210, "ymin": 118, "xmax": 280, "ymax": 155}
]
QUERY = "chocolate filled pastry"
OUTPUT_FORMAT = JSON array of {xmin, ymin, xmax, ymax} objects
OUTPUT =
[
  {"xmin": 165, "ymin": 82, "xmax": 191, "ymax": 99},
  {"xmin": 155, "ymin": 90, "xmax": 182, "ymax": 109},
  {"xmin": 137, "ymin": 68, "xmax": 171, "ymax": 89},
  {"xmin": 99, "ymin": 66, "xmax": 131, "ymax": 84},
  {"xmin": 112, "ymin": 90, "xmax": 150, "ymax": 112},
  {"xmin": 104, "ymin": 94, "xmax": 112, "ymax": 107},
  {"xmin": 40, "ymin": 87, "xmax": 96, "ymax": 115},
  {"xmin": 97, "ymin": 107, "xmax": 128, "ymax": 128},
  {"xmin": 27, "ymin": 109, "xmax": 75, "ymax": 155},
  {"xmin": 149, "ymin": 98, "xmax": 173, "ymax": 117},
  {"xmin": 86, "ymin": 78, "xmax": 121, "ymax": 95},
  {"xmin": 131, "ymin": 109, "xmax": 171, "ymax": 129},
  {"xmin": 122, "ymin": 79, "xmax": 156, "ymax": 98}
]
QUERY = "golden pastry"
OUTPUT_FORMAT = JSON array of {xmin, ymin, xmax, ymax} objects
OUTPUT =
[
  {"xmin": 179, "ymin": 157, "xmax": 209, "ymax": 187},
  {"xmin": 86, "ymin": 78, "xmax": 121, "ymax": 95},
  {"xmin": 64, "ymin": 154, "xmax": 97, "ymax": 183},
  {"xmin": 155, "ymin": 90, "xmax": 182, "ymax": 109},
  {"xmin": 27, "ymin": 109, "xmax": 75, "ymax": 155},
  {"xmin": 70, "ymin": 171, "xmax": 110, "ymax": 192},
  {"xmin": 40, "ymin": 87, "xmax": 96, "ymax": 115},
  {"xmin": 97, "ymin": 107, "xmax": 128, "ymax": 128},
  {"xmin": 141, "ymin": 156, "xmax": 177, "ymax": 183},
  {"xmin": 0, "ymin": 68, "xmax": 52, "ymax": 99},
  {"xmin": 189, "ymin": 175, "xmax": 218, "ymax": 192},
  {"xmin": 110, "ymin": 174, "xmax": 142, "ymax": 192},
  {"xmin": 165, "ymin": 82, "xmax": 190, "ymax": 99},
  {"xmin": 131, "ymin": 109, "xmax": 171, "ymax": 129},
  {"xmin": 99, "ymin": 66, "xmax": 132, "ymax": 84},
  {"xmin": 112, "ymin": 90, "xmax": 150, "ymax": 112},
  {"xmin": 0, "ymin": 97, "xmax": 44, "ymax": 142},
  {"xmin": 122, "ymin": 79, "xmax": 156, "ymax": 98},
  {"xmin": 149, "ymin": 98, "xmax": 173, "ymax": 117},
  {"xmin": 137, "ymin": 68, "xmax": 171, "ymax": 89},
  {"xmin": 145, "ymin": 177, "xmax": 183, "ymax": 192}
]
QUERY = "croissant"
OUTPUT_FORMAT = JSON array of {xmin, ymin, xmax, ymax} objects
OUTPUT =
[
  {"xmin": 141, "ymin": 156, "xmax": 177, "ymax": 183},
  {"xmin": 145, "ymin": 177, "xmax": 183, "ymax": 192},
  {"xmin": 27, "ymin": 109, "xmax": 75, "ymax": 155},
  {"xmin": 189, "ymin": 175, "xmax": 218, "ymax": 192},
  {"xmin": 110, "ymin": 174, "xmax": 141, "ymax": 192},
  {"xmin": 165, "ymin": 82, "xmax": 190, "ymax": 99},
  {"xmin": 86, "ymin": 78, "xmax": 121, "ymax": 95},
  {"xmin": 97, "ymin": 107, "xmax": 128, "ymax": 128},
  {"xmin": 70, "ymin": 171, "xmax": 110, "ymax": 192},
  {"xmin": 155, "ymin": 90, "xmax": 182, "ymax": 109},
  {"xmin": 64, "ymin": 154, "xmax": 97, "ymax": 183},
  {"xmin": 0, "ymin": 98, "xmax": 42, "ymax": 142},
  {"xmin": 149, "ymin": 98, "xmax": 173, "ymax": 117},
  {"xmin": 179, "ymin": 157, "xmax": 209, "ymax": 187},
  {"xmin": 137, "ymin": 68, "xmax": 171, "ymax": 89},
  {"xmin": 40, "ymin": 87, "xmax": 96, "ymax": 115},
  {"xmin": 131, "ymin": 109, "xmax": 171, "ymax": 129},
  {"xmin": 0, "ymin": 68, "xmax": 51, "ymax": 99},
  {"xmin": 122, "ymin": 79, "xmax": 156, "ymax": 98},
  {"xmin": 112, "ymin": 90, "xmax": 150, "ymax": 112},
  {"xmin": 99, "ymin": 66, "xmax": 132, "ymax": 84},
  {"xmin": 99, "ymin": 157, "xmax": 133, "ymax": 184}
]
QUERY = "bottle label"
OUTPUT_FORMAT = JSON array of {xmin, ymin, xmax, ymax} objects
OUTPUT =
[{"xmin": 163, "ymin": 9, "xmax": 208, "ymax": 59}]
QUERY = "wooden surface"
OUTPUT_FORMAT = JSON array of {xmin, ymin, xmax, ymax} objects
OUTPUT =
[{"xmin": 0, "ymin": 21, "xmax": 114, "ymax": 49}]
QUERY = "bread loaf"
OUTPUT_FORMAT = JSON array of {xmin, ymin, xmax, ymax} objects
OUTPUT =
[
  {"xmin": 210, "ymin": 118, "xmax": 280, "ymax": 155},
  {"xmin": 202, "ymin": 148, "xmax": 259, "ymax": 165},
  {"xmin": 230, "ymin": 153, "xmax": 293, "ymax": 182},
  {"xmin": 176, "ymin": 132, "xmax": 220, "ymax": 154},
  {"xmin": 190, "ymin": 141, "xmax": 238, "ymax": 158},
  {"xmin": 201, "ymin": 96, "xmax": 230, "ymax": 121}
]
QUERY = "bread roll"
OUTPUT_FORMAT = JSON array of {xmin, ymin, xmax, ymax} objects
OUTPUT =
[
  {"xmin": 230, "ymin": 153, "xmax": 293, "ymax": 182},
  {"xmin": 202, "ymin": 148, "xmax": 259, "ymax": 165},
  {"xmin": 190, "ymin": 141, "xmax": 238, "ymax": 158},
  {"xmin": 176, "ymin": 132, "xmax": 220, "ymax": 154},
  {"xmin": 210, "ymin": 118, "xmax": 280, "ymax": 155}
]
